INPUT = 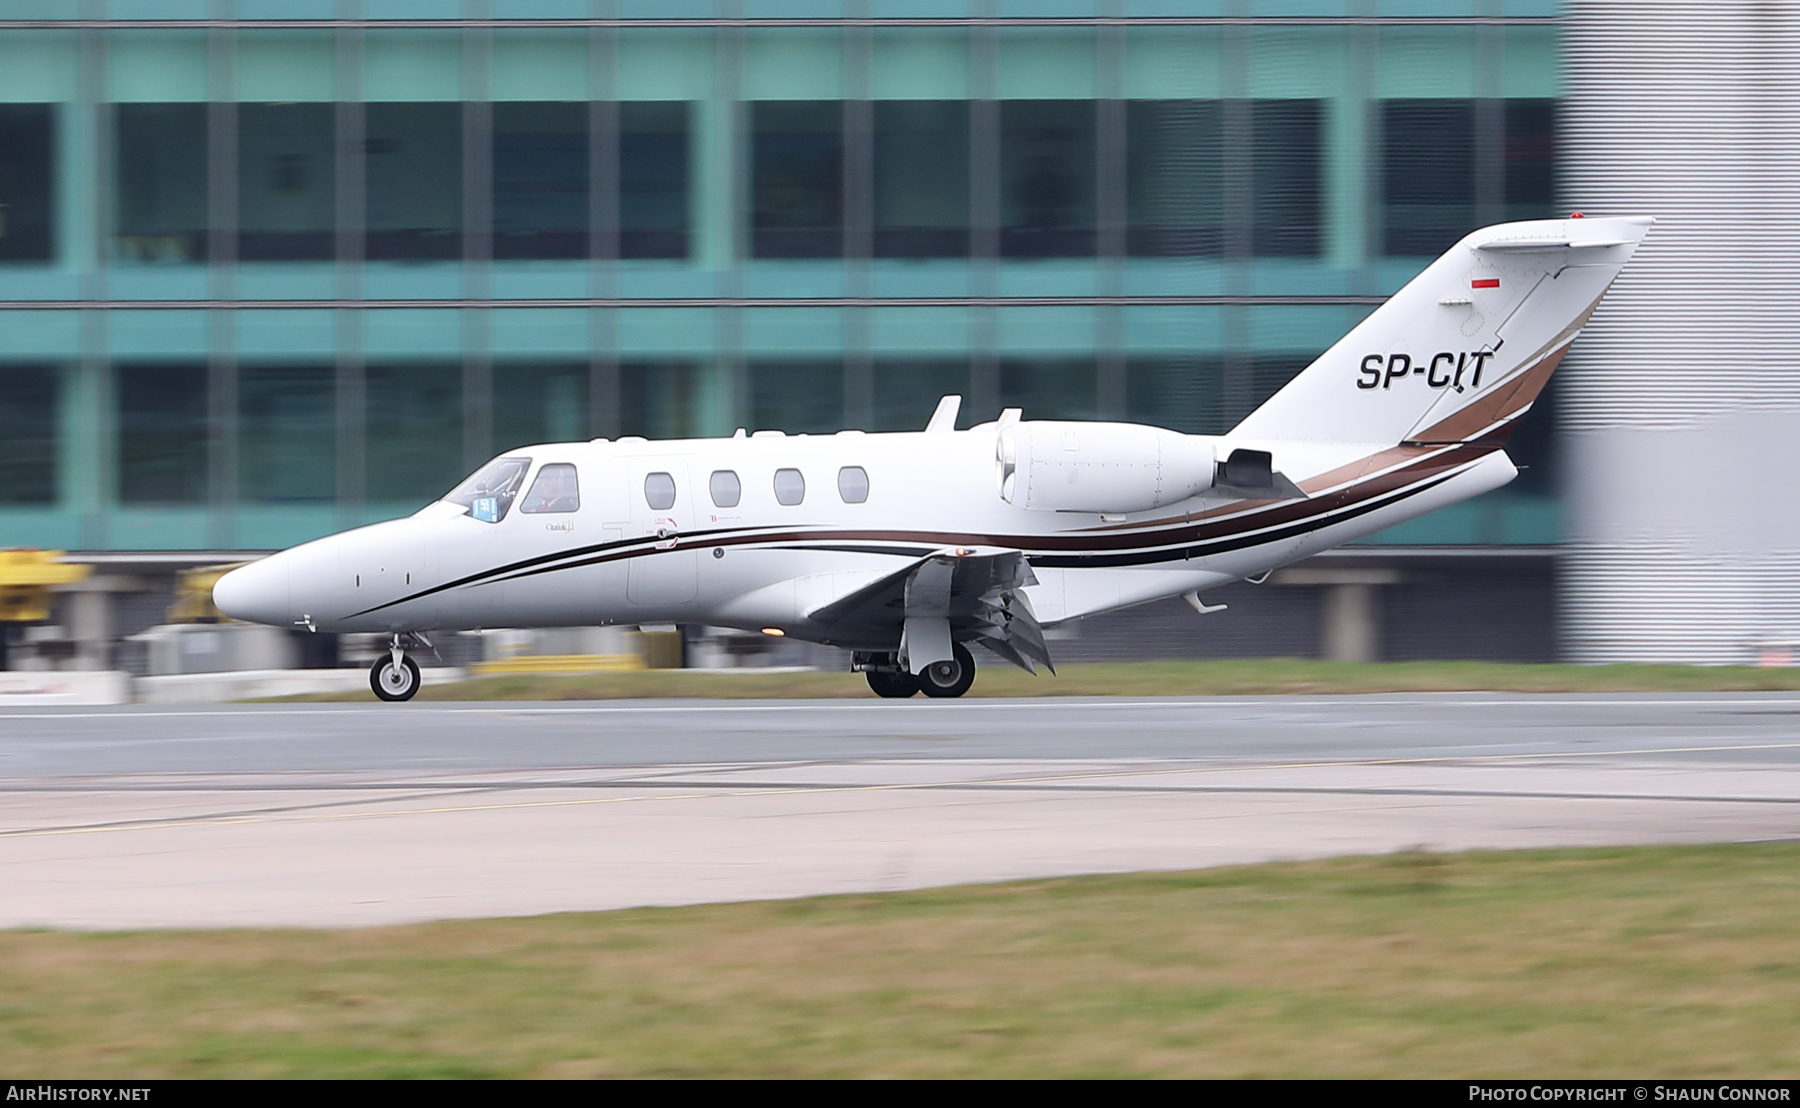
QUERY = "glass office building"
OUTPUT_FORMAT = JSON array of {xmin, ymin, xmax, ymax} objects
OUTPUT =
[{"xmin": 0, "ymin": 1, "xmax": 1562, "ymax": 560}]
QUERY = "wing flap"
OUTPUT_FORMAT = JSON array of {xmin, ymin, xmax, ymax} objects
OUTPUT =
[{"xmin": 806, "ymin": 547, "xmax": 1053, "ymax": 674}]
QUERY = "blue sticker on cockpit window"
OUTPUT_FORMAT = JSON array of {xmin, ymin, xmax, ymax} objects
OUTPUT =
[{"xmin": 473, "ymin": 496, "xmax": 499, "ymax": 523}]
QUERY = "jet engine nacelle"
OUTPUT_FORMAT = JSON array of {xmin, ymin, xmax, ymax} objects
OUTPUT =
[{"xmin": 996, "ymin": 420, "xmax": 1216, "ymax": 513}]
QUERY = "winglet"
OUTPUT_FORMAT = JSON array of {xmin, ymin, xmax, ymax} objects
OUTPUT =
[{"xmin": 925, "ymin": 395, "xmax": 962, "ymax": 434}]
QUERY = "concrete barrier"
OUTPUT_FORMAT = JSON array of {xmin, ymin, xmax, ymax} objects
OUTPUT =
[
  {"xmin": 0, "ymin": 670, "xmax": 132, "ymax": 705},
  {"xmin": 135, "ymin": 667, "xmax": 466, "ymax": 704},
  {"xmin": 472, "ymin": 653, "xmax": 644, "ymax": 675}
]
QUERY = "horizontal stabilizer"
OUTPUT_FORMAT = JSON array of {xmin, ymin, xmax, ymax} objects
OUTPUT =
[{"xmin": 1476, "ymin": 237, "xmax": 1632, "ymax": 252}]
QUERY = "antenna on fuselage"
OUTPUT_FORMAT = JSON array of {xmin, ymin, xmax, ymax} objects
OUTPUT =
[{"xmin": 924, "ymin": 395, "xmax": 962, "ymax": 433}]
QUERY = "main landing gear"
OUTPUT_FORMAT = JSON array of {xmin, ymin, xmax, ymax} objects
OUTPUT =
[
  {"xmin": 370, "ymin": 633, "xmax": 425, "ymax": 702},
  {"xmin": 858, "ymin": 643, "xmax": 977, "ymax": 700},
  {"xmin": 865, "ymin": 668, "xmax": 918, "ymax": 698}
]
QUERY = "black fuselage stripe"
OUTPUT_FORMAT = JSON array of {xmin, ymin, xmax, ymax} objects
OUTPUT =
[
  {"xmin": 342, "ymin": 524, "xmax": 759, "ymax": 618},
  {"xmin": 502, "ymin": 467, "xmax": 1452, "ymax": 584},
  {"xmin": 1030, "ymin": 470, "xmax": 1456, "ymax": 567},
  {"xmin": 347, "ymin": 446, "xmax": 1488, "ymax": 618}
]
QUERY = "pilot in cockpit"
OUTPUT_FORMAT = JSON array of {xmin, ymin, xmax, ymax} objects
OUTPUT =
[{"xmin": 522, "ymin": 463, "xmax": 580, "ymax": 514}]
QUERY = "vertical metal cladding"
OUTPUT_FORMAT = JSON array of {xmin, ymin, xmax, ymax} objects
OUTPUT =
[{"xmin": 1562, "ymin": 1, "xmax": 1800, "ymax": 663}]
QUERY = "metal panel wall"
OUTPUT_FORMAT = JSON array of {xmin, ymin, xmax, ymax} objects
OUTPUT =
[{"xmin": 1562, "ymin": 0, "xmax": 1800, "ymax": 663}]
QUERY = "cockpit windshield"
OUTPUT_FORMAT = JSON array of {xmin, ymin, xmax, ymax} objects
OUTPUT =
[{"xmin": 444, "ymin": 455, "xmax": 531, "ymax": 523}]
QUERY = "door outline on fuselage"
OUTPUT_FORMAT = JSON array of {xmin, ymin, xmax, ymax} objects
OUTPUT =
[{"xmin": 626, "ymin": 458, "xmax": 700, "ymax": 607}]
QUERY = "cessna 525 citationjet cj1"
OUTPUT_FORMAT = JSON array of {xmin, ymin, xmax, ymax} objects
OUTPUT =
[{"xmin": 214, "ymin": 215, "xmax": 1652, "ymax": 701}]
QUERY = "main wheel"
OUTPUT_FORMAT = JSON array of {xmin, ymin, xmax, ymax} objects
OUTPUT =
[
  {"xmin": 370, "ymin": 654, "xmax": 421, "ymax": 702},
  {"xmin": 866, "ymin": 668, "xmax": 919, "ymax": 699},
  {"xmin": 917, "ymin": 643, "xmax": 976, "ymax": 699}
]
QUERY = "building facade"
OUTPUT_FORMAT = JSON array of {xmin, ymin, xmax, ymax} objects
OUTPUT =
[
  {"xmin": 1562, "ymin": 0, "xmax": 1800, "ymax": 665},
  {"xmin": 0, "ymin": 1, "xmax": 1569, "ymax": 668}
]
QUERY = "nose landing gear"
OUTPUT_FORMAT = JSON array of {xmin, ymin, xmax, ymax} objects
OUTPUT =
[{"xmin": 370, "ymin": 634, "xmax": 425, "ymax": 702}]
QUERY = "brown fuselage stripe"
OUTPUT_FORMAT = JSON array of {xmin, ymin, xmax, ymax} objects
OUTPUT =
[
  {"xmin": 1409, "ymin": 341, "xmax": 1570, "ymax": 445},
  {"xmin": 343, "ymin": 280, "xmax": 1614, "ymax": 621},
  {"xmin": 342, "ymin": 436, "xmax": 1498, "ymax": 620},
  {"xmin": 531, "ymin": 441, "xmax": 1489, "ymax": 562}
]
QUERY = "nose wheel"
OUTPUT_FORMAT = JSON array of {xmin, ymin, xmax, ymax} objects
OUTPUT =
[{"xmin": 370, "ymin": 642, "xmax": 422, "ymax": 702}]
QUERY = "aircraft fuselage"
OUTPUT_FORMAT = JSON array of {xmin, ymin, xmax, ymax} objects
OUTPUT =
[
  {"xmin": 214, "ymin": 421, "xmax": 1514, "ymax": 648},
  {"xmin": 212, "ymin": 215, "xmax": 1654, "ymax": 699}
]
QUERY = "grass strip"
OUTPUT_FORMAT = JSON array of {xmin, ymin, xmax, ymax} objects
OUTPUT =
[
  {"xmin": 272, "ymin": 658, "xmax": 1800, "ymax": 701},
  {"xmin": 4, "ymin": 844, "xmax": 1799, "ymax": 1077}
]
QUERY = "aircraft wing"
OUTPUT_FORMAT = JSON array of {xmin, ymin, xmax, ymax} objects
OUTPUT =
[{"xmin": 808, "ymin": 547, "xmax": 1054, "ymax": 674}]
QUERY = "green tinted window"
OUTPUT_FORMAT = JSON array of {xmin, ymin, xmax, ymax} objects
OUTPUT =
[
  {"xmin": 241, "ymin": 366, "xmax": 334, "ymax": 503},
  {"xmin": 367, "ymin": 365, "xmax": 462, "ymax": 507},
  {"xmin": 119, "ymin": 364, "xmax": 208, "ymax": 504},
  {"xmin": 0, "ymin": 365, "xmax": 56, "ymax": 504}
]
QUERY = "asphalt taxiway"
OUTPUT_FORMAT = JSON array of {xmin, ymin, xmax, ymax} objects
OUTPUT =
[{"xmin": 3, "ymin": 694, "xmax": 1797, "ymax": 928}]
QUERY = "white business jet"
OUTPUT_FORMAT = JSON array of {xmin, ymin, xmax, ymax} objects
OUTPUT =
[{"xmin": 214, "ymin": 216, "xmax": 1651, "ymax": 700}]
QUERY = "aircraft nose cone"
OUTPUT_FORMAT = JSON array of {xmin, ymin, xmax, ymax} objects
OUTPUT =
[{"xmin": 213, "ymin": 558, "xmax": 290, "ymax": 627}]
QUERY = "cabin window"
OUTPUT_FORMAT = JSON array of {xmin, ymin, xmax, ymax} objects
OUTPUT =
[
  {"xmin": 644, "ymin": 471, "xmax": 676, "ymax": 510},
  {"xmin": 709, "ymin": 469, "xmax": 741, "ymax": 508},
  {"xmin": 519, "ymin": 463, "xmax": 581, "ymax": 513},
  {"xmin": 445, "ymin": 455, "xmax": 531, "ymax": 523},
  {"xmin": 773, "ymin": 467, "xmax": 805, "ymax": 506},
  {"xmin": 837, "ymin": 466, "xmax": 869, "ymax": 504}
]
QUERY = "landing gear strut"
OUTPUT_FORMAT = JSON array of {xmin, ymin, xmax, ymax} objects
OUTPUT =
[{"xmin": 370, "ymin": 634, "xmax": 422, "ymax": 702}]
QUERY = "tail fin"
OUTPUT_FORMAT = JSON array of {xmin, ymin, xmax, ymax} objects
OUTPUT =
[{"xmin": 1230, "ymin": 216, "xmax": 1653, "ymax": 447}]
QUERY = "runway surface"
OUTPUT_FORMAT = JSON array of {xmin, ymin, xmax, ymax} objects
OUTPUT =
[{"xmin": 3, "ymin": 693, "xmax": 1799, "ymax": 928}]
